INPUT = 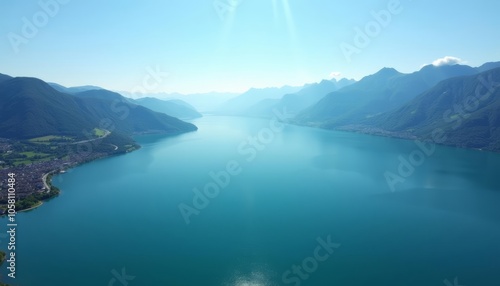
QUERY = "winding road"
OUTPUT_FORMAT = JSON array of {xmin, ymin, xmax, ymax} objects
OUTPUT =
[{"xmin": 71, "ymin": 130, "xmax": 111, "ymax": 145}]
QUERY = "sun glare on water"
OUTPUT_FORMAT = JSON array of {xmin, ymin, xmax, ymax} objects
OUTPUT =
[{"xmin": 226, "ymin": 269, "xmax": 275, "ymax": 286}]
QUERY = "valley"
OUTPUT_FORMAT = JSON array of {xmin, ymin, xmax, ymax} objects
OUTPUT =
[
  {"xmin": 2, "ymin": 62, "xmax": 500, "ymax": 216},
  {"xmin": 2, "ymin": 1, "xmax": 500, "ymax": 285}
]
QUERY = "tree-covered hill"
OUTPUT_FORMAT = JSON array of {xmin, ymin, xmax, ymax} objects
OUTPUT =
[{"xmin": 0, "ymin": 76, "xmax": 197, "ymax": 140}]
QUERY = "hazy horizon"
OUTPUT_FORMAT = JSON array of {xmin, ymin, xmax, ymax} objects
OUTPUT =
[{"xmin": 2, "ymin": 0, "xmax": 500, "ymax": 94}]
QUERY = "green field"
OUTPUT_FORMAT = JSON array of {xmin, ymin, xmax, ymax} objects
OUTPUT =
[
  {"xmin": 13, "ymin": 155, "xmax": 54, "ymax": 166},
  {"xmin": 20, "ymin": 151, "xmax": 50, "ymax": 158},
  {"xmin": 93, "ymin": 128, "xmax": 107, "ymax": 137},
  {"xmin": 29, "ymin": 135, "xmax": 73, "ymax": 143},
  {"xmin": 13, "ymin": 160, "xmax": 32, "ymax": 166},
  {"xmin": 1, "ymin": 147, "xmax": 57, "ymax": 167}
]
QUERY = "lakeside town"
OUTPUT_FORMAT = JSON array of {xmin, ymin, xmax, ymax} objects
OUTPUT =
[{"xmin": 0, "ymin": 134, "xmax": 138, "ymax": 213}]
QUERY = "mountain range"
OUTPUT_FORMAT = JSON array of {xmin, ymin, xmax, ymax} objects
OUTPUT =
[
  {"xmin": 240, "ymin": 78, "xmax": 356, "ymax": 118},
  {"xmin": 294, "ymin": 63, "xmax": 500, "ymax": 128},
  {"xmin": 0, "ymin": 76, "xmax": 197, "ymax": 140},
  {"xmin": 214, "ymin": 85, "xmax": 303, "ymax": 115},
  {"xmin": 363, "ymin": 67, "xmax": 500, "ymax": 150},
  {"xmin": 2, "ymin": 60, "xmax": 500, "ymax": 152},
  {"xmin": 293, "ymin": 62, "xmax": 500, "ymax": 151}
]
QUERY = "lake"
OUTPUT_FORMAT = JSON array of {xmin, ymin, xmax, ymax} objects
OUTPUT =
[{"xmin": 2, "ymin": 115, "xmax": 500, "ymax": 286}]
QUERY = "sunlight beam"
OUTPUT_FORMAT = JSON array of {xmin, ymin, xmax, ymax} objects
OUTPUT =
[{"xmin": 281, "ymin": 0, "xmax": 297, "ymax": 45}]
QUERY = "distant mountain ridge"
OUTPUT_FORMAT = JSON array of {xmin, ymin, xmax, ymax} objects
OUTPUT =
[
  {"xmin": 133, "ymin": 97, "xmax": 202, "ymax": 120},
  {"xmin": 242, "ymin": 78, "xmax": 356, "ymax": 118},
  {"xmin": 119, "ymin": 91, "xmax": 239, "ymax": 112},
  {"xmin": 215, "ymin": 85, "xmax": 302, "ymax": 115},
  {"xmin": 49, "ymin": 83, "xmax": 103, "ymax": 94}
]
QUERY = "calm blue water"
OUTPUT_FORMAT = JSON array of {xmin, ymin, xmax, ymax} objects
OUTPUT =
[{"xmin": 2, "ymin": 116, "xmax": 500, "ymax": 286}]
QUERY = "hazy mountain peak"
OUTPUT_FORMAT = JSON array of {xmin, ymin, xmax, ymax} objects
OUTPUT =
[
  {"xmin": 319, "ymin": 79, "xmax": 336, "ymax": 85},
  {"xmin": 353, "ymin": 68, "xmax": 402, "ymax": 86},
  {"xmin": 49, "ymin": 82, "xmax": 103, "ymax": 94},
  {"xmin": 376, "ymin": 67, "xmax": 401, "ymax": 76},
  {"xmin": 336, "ymin": 78, "xmax": 357, "ymax": 88}
]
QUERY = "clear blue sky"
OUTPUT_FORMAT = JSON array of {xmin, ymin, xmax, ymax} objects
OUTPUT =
[{"xmin": 1, "ymin": 0, "xmax": 500, "ymax": 94}]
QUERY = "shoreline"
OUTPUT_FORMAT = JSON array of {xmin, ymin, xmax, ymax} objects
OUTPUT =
[
  {"xmin": 292, "ymin": 121, "xmax": 500, "ymax": 154},
  {"xmin": 3, "ymin": 119, "xmax": 497, "ymax": 218},
  {"xmin": 38, "ymin": 143, "xmax": 143, "ymax": 194},
  {"xmin": 0, "ymin": 144, "xmax": 144, "ymax": 217},
  {"xmin": 18, "ymin": 201, "xmax": 43, "ymax": 212}
]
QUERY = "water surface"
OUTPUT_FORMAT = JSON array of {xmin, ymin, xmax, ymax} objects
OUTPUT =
[{"xmin": 2, "ymin": 116, "xmax": 500, "ymax": 286}]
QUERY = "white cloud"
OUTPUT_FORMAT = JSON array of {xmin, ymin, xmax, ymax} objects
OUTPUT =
[
  {"xmin": 432, "ymin": 56, "xmax": 465, "ymax": 67},
  {"xmin": 329, "ymin": 71, "xmax": 342, "ymax": 78}
]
